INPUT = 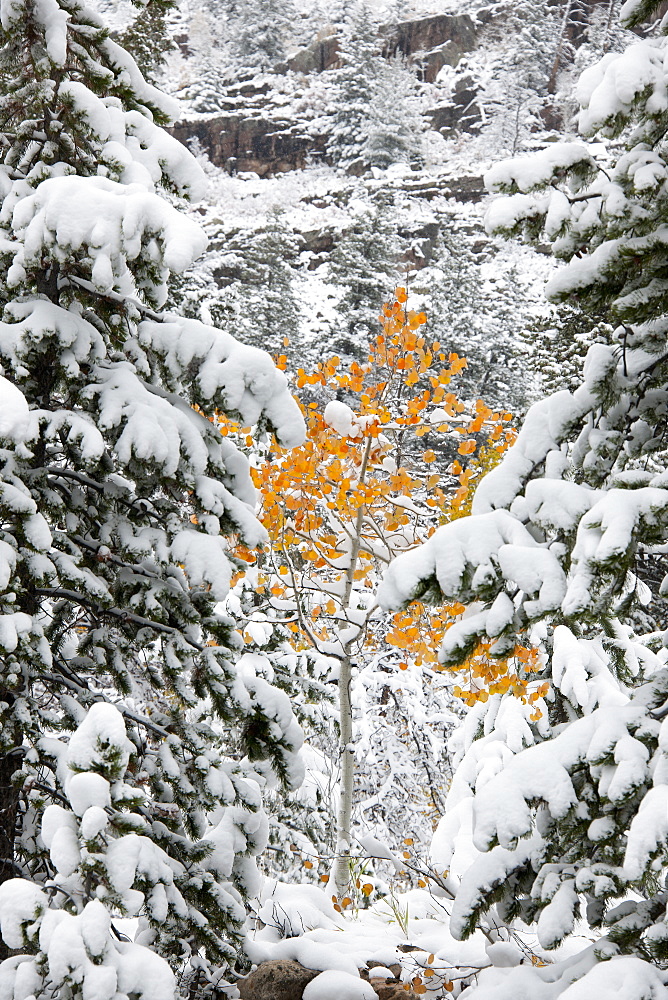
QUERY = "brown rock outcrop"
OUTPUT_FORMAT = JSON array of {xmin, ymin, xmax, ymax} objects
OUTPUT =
[
  {"xmin": 428, "ymin": 76, "xmax": 480, "ymax": 135},
  {"xmin": 284, "ymin": 30, "xmax": 340, "ymax": 74},
  {"xmin": 237, "ymin": 959, "xmax": 319, "ymax": 1000},
  {"xmin": 284, "ymin": 12, "xmax": 477, "ymax": 82},
  {"xmin": 385, "ymin": 13, "xmax": 477, "ymax": 82},
  {"xmin": 170, "ymin": 114, "xmax": 327, "ymax": 176},
  {"xmin": 370, "ymin": 982, "xmax": 415, "ymax": 1000}
]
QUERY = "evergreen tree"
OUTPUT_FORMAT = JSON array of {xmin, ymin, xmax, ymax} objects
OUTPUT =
[
  {"xmin": 474, "ymin": 0, "xmax": 572, "ymax": 153},
  {"xmin": 172, "ymin": 0, "xmax": 234, "ymax": 111},
  {"xmin": 0, "ymin": 0, "xmax": 304, "ymax": 994},
  {"xmin": 426, "ymin": 225, "xmax": 541, "ymax": 415},
  {"xmin": 380, "ymin": 3, "xmax": 668, "ymax": 996},
  {"xmin": 176, "ymin": 63, "xmax": 232, "ymax": 113},
  {"xmin": 327, "ymin": 2, "xmax": 425, "ymax": 171},
  {"xmin": 115, "ymin": 0, "xmax": 176, "ymax": 83},
  {"xmin": 364, "ymin": 55, "xmax": 426, "ymax": 171},
  {"xmin": 171, "ymin": 214, "xmax": 302, "ymax": 359},
  {"xmin": 219, "ymin": 218, "xmax": 302, "ymax": 358},
  {"xmin": 226, "ymin": 0, "xmax": 296, "ymax": 71},
  {"xmin": 328, "ymin": 197, "xmax": 404, "ymax": 358},
  {"xmin": 327, "ymin": 2, "xmax": 381, "ymax": 171}
]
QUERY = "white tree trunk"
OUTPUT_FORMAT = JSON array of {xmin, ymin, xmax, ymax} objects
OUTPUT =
[
  {"xmin": 333, "ymin": 652, "xmax": 354, "ymax": 896},
  {"xmin": 330, "ymin": 436, "xmax": 373, "ymax": 898}
]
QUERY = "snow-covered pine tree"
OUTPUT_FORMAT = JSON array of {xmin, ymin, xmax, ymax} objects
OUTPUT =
[
  {"xmin": 363, "ymin": 55, "xmax": 426, "ymax": 171},
  {"xmin": 114, "ymin": 0, "xmax": 176, "ymax": 82},
  {"xmin": 474, "ymin": 0, "xmax": 570, "ymax": 153},
  {"xmin": 326, "ymin": 2, "xmax": 380, "ymax": 171},
  {"xmin": 226, "ymin": 0, "xmax": 296, "ymax": 71},
  {"xmin": 171, "ymin": 213, "xmax": 302, "ymax": 359},
  {"xmin": 0, "ymin": 0, "xmax": 305, "ymax": 995},
  {"xmin": 327, "ymin": 2, "xmax": 425, "ymax": 172},
  {"xmin": 426, "ymin": 223, "xmax": 541, "ymax": 415},
  {"xmin": 216, "ymin": 217, "xmax": 302, "ymax": 357},
  {"xmin": 170, "ymin": 0, "xmax": 235, "ymax": 113},
  {"xmin": 328, "ymin": 196, "xmax": 403, "ymax": 357},
  {"xmin": 379, "ymin": 2, "xmax": 668, "ymax": 996}
]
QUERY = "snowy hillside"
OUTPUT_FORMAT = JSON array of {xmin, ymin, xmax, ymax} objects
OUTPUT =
[{"xmin": 129, "ymin": 0, "xmax": 627, "ymax": 420}]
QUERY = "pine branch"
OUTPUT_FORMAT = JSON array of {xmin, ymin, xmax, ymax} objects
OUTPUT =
[{"xmin": 36, "ymin": 587, "xmax": 205, "ymax": 650}]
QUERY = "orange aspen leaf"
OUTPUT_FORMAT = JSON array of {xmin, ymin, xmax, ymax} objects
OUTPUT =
[{"xmin": 458, "ymin": 439, "xmax": 477, "ymax": 455}]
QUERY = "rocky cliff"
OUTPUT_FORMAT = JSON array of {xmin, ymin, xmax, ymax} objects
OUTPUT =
[
  {"xmin": 282, "ymin": 11, "xmax": 478, "ymax": 83},
  {"xmin": 170, "ymin": 2, "xmax": 626, "ymax": 178},
  {"xmin": 171, "ymin": 10, "xmax": 481, "ymax": 175}
]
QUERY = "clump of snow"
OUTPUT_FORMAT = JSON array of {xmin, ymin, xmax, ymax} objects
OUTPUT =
[
  {"xmin": 624, "ymin": 785, "xmax": 668, "ymax": 879},
  {"xmin": 122, "ymin": 110, "xmax": 207, "ymax": 200},
  {"xmin": 0, "ymin": 879, "xmax": 46, "ymax": 949},
  {"xmin": 81, "ymin": 805, "xmax": 109, "ymax": 841},
  {"xmin": 49, "ymin": 824, "xmax": 82, "ymax": 877},
  {"xmin": 556, "ymin": 955, "xmax": 668, "ymax": 1000},
  {"xmin": 302, "ymin": 970, "xmax": 376, "ymax": 999},
  {"xmin": 35, "ymin": 900, "xmax": 176, "ymax": 1000},
  {"xmin": 0, "ymin": 375, "xmax": 29, "ymax": 443},
  {"xmin": 257, "ymin": 880, "xmax": 343, "ymax": 937},
  {"xmin": 246, "ymin": 934, "xmax": 362, "ymax": 978},
  {"xmin": 324, "ymin": 400, "xmax": 361, "ymax": 438},
  {"xmin": 485, "ymin": 144, "xmax": 595, "ymax": 194},
  {"xmin": 356, "ymin": 834, "xmax": 404, "ymax": 872},
  {"xmin": 170, "ymin": 529, "xmax": 234, "ymax": 601},
  {"xmin": 103, "ymin": 36, "xmax": 180, "ymax": 125},
  {"xmin": 537, "ymin": 879, "xmax": 579, "ymax": 949},
  {"xmin": 577, "ymin": 41, "xmax": 667, "ymax": 134},
  {"xmin": 486, "ymin": 941, "xmax": 523, "ymax": 968},
  {"xmin": 66, "ymin": 772, "xmax": 111, "ymax": 818},
  {"xmin": 114, "ymin": 939, "xmax": 177, "ymax": 1000},
  {"xmin": 66, "ymin": 702, "xmax": 133, "ymax": 777}
]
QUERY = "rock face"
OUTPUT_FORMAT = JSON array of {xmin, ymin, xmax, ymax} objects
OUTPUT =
[
  {"xmin": 170, "ymin": 115, "xmax": 327, "ymax": 176},
  {"xmin": 284, "ymin": 12, "xmax": 477, "ymax": 82},
  {"xmin": 284, "ymin": 29, "xmax": 340, "ymax": 74},
  {"xmin": 169, "ymin": 11, "xmax": 480, "ymax": 175},
  {"xmin": 238, "ymin": 959, "xmax": 320, "ymax": 1000},
  {"xmin": 385, "ymin": 13, "xmax": 477, "ymax": 82},
  {"xmin": 428, "ymin": 76, "xmax": 480, "ymax": 136}
]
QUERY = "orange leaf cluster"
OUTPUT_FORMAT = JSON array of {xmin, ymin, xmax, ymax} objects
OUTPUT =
[
  {"xmin": 450, "ymin": 642, "xmax": 548, "ymax": 712},
  {"xmin": 219, "ymin": 288, "xmax": 539, "ymax": 706}
]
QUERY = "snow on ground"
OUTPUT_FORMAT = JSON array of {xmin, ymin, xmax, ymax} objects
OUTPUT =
[
  {"xmin": 243, "ymin": 875, "xmax": 601, "ymax": 999},
  {"xmin": 249, "ymin": 879, "xmax": 490, "ymax": 984},
  {"xmin": 197, "ymin": 162, "xmax": 352, "ymax": 230}
]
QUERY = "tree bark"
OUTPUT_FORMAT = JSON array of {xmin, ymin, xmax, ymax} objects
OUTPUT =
[
  {"xmin": 0, "ymin": 716, "xmax": 21, "ymax": 961},
  {"xmin": 331, "ymin": 436, "xmax": 374, "ymax": 898},
  {"xmin": 332, "ymin": 652, "xmax": 354, "ymax": 897}
]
